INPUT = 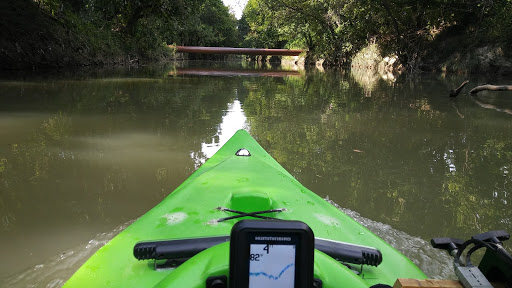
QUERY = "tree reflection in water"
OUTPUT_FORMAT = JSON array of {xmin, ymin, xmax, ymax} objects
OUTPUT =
[{"xmin": 0, "ymin": 64, "xmax": 510, "ymax": 283}]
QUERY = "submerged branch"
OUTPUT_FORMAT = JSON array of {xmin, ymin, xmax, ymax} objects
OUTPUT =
[
  {"xmin": 449, "ymin": 80, "xmax": 469, "ymax": 97},
  {"xmin": 450, "ymin": 80, "xmax": 469, "ymax": 97}
]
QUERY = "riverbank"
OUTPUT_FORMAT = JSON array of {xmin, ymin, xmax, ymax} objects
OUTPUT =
[
  {"xmin": 0, "ymin": 0, "xmax": 173, "ymax": 71},
  {"xmin": 1, "ymin": 0, "xmax": 118, "ymax": 70},
  {"xmin": 425, "ymin": 44, "xmax": 512, "ymax": 75},
  {"xmin": 2, "ymin": 0, "xmax": 512, "ymax": 75},
  {"xmin": 349, "ymin": 41, "xmax": 512, "ymax": 76}
]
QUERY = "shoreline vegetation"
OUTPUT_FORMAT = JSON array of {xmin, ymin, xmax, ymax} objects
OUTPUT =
[{"xmin": 1, "ymin": 0, "xmax": 512, "ymax": 75}]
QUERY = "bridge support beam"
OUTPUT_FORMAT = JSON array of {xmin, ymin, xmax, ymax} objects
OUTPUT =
[{"xmin": 171, "ymin": 46, "xmax": 304, "ymax": 56}]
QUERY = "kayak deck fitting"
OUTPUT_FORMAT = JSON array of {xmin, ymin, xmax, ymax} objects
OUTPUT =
[{"xmin": 63, "ymin": 129, "xmax": 427, "ymax": 287}]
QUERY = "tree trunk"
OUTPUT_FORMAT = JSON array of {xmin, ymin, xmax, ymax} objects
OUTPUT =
[{"xmin": 469, "ymin": 85, "xmax": 512, "ymax": 94}]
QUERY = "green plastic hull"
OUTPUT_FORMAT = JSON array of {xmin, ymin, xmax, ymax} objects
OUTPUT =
[{"xmin": 64, "ymin": 129, "xmax": 426, "ymax": 287}]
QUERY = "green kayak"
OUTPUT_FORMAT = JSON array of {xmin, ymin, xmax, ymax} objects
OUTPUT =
[{"xmin": 63, "ymin": 129, "xmax": 426, "ymax": 287}]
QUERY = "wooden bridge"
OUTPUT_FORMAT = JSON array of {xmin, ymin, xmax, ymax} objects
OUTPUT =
[{"xmin": 171, "ymin": 46, "xmax": 304, "ymax": 56}]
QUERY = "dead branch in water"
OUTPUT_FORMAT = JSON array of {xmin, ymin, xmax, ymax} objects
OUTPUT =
[
  {"xmin": 449, "ymin": 80, "xmax": 469, "ymax": 97},
  {"xmin": 469, "ymin": 84, "xmax": 512, "ymax": 94}
]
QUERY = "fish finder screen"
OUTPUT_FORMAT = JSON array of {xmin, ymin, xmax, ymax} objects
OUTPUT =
[{"xmin": 248, "ymin": 243, "xmax": 296, "ymax": 288}]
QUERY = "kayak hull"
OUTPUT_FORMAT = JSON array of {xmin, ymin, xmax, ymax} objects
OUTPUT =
[{"xmin": 64, "ymin": 129, "xmax": 426, "ymax": 287}]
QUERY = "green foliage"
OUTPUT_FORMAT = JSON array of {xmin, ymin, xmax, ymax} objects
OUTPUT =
[
  {"xmin": 65, "ymin": 9, "xmax": 124, "ymax": 58},
  {"xmin": 15, "ymin": 0, "xmax": 239, "ymax": 64},
  {"xmin": 11, "ymin": 0, "xmax": 512, "ymax": 68},
  {"xmin": 241, "ymin": 0, "xmax": 512, "ymax": 68},
  {"xmin": 240, "ymin": 0, "xmax": 285, "ymax": 49},
  {"xmin": 83, "ymin": 0, "xmax": 238, "ymax": 49},
  {"xmin": 484, "ymin": 0, "xmax": 512, "ymax": 47},
  {"xmin": 198, "ymin": 0, "xmax": 238, "ymax": 46},
  {"xmin": 34, "ymin": 0, "xmax": 61, "ymax": 16},
  {"xmin": 131, "ymin": 16, "xmax": 173, "ymax": 60}
]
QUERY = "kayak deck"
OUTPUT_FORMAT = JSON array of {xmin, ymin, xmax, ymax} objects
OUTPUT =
[{"xmin": 63, "ymin": 129, "xmax": 426, "ymax": 287}]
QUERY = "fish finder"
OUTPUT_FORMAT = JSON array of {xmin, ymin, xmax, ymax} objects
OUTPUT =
[{"xmin": 229, "ymin": 219, "xmax": 314, "ymax": 288}]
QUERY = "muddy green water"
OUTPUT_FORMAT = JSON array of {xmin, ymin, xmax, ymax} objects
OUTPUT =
[{"xmin": 1, "ymin": 62, "xmax": 511, "ymax": 286}]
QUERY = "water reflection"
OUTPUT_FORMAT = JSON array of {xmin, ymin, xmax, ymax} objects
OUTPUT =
[
  {"xmin": 350, "ymin": 66, "xmax": 398, "ymax": 97},
  {"xmin": 0, "ymin": 63, "xmax": 511, "ymax": 285},
  {"xmin": 240, "ymin": 69, "xmax": 512, "ymax": 242},
  {"xmin": 0, "ymin": 221, "xmax": 132, "ymax": 288},
  {"xmin": 168, "ymin": 67, "xmax": 302, "ymax": 78},
  {"xmin": 471, "ymin": 95, "xmax": 512, "ymax": 115},
  {"xmin": 192, "ymin": 100, "xmax": 249, "ymax": 166}
]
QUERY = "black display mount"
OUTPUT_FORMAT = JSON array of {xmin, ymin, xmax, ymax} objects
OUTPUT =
[{"xmin": 229, "ymin": 219, "xmax": 315, "ymax": 288}]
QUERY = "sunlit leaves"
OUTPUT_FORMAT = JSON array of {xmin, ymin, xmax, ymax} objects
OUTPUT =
[
  {"xmin": 241, "ymin": 0, "xmax": 512, "ymax": 66},
  {"xmin": 32, "ymin": 0, "xmax": 239, "ymax": 60}
]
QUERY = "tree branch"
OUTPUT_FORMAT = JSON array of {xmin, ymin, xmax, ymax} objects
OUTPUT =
[
  {"xmin": 469, "ymin": 85, "xmax": 512, "ymax": 94},
  {"xmin": 449, "ymin": 80, "xmax": 469, "ymax": 97}
]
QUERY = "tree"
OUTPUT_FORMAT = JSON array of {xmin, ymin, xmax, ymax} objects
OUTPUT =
[{"xmin": 239, "ymin": 0, "xmax": 512, "ymax": 69}]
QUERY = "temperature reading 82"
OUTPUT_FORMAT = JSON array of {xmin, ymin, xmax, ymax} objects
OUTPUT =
[
  {"xmin": 249, "ymin": 253, "xmax": 262, "ymax": 261},
  {"xmin": 250, "ymin": 244, "xmax": 273, "ymax": 261}
]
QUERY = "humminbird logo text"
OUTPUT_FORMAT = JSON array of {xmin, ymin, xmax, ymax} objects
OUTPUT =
[{"xmin": 254, "ymin": 236, "xmax": 292, "ymax": 241}]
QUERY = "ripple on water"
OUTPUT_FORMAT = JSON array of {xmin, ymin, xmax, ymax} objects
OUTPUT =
[
  {"xmin": 325, "ymin": 199, "xmax": 455, "ymax": 279},
  {"xmin": 2, "ymin": 202, "xmax": 457, "ymax": 287},
  {"xmin": 0, "ymin": 221, "xmax": 133, "ymax": 288},
  {"xmin": 186, "ymin": 200, "xmax": 456, "ymax": 279}
]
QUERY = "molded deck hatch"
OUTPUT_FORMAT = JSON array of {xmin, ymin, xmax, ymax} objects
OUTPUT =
[{"xmin": 229, "ymin": 191, "xmax": 273, "ymax": 213}]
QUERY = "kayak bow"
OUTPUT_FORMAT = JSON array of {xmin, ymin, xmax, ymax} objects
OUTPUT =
[{"xmin": 63, "ymin": 129, "xmax": 426, "ymax": 287}]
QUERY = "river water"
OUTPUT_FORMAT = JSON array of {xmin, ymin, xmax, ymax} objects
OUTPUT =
[{"xmin": 1, "ymin": 61, "xmax": 511, "ymax": 286}]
